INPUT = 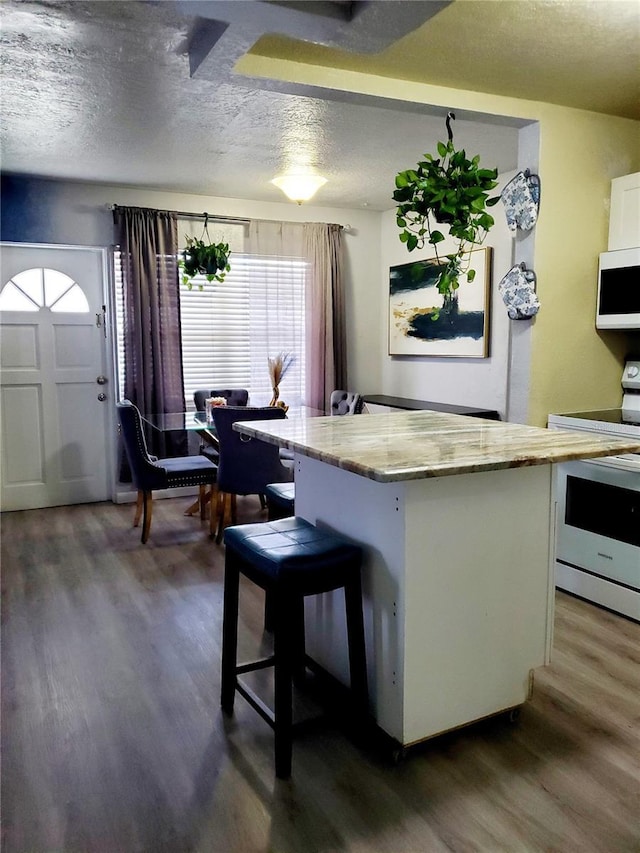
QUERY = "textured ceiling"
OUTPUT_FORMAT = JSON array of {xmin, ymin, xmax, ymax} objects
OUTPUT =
[
  {"xmin": 254, "ymin": 0, "xmax": 640, "ymax": 121},
  {"xmin": 0, "ymin": 1, "xmax": 637, "ymax": 212}
]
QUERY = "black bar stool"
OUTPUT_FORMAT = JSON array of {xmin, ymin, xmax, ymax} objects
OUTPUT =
[
  {"xmin": 265, "ymin": 481, "xmax": 295, "ymax": 521},
  {"xmin": 263, "ymin": 482, "xmax": 296, "ymax": 630},
  {"xmin": 221, "ymin": 516, "xmax": 368, "ymax": 779}
]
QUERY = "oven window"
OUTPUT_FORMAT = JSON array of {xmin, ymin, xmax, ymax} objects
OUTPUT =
[{"xmin": 565, "ymin": 475, "xmax": 640, "ymax": 547}]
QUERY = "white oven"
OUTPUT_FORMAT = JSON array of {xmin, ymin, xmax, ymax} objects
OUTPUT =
[
  {"xmin": 548, "ymin": 360, "xmax": 640, "ymax": 621},
  {"xmin": 553, "ymin": 459, "xmax": 639, "ymax": 620}
]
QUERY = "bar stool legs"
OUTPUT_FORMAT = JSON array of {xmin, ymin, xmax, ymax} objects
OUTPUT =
[
  {"xmin": 273, "ymin": 593, "xmax": 295, "ymax": 778},
  {"xmin": 220, "ymin": 518, "xmax": 368, "ymax": 779},
  {"xmin": 220, "ymin": 555, "xmax": 240, "ymax": 715}
]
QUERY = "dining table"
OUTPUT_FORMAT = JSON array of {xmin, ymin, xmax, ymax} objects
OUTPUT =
[
  {"xmin": 140, "ymin": 406, "xmax": 325, "ymax": 444},
  {"xmin": 139, "ymin": 406, "xmax": 324, "ymax": 517},
  {"xmin": 141, "ymin": 409, "xmax": 219, "ymax": 446}
]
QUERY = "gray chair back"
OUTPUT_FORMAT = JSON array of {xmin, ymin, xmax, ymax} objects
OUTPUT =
[{"xmin": 330, "ymin": 390, "xmax": 364, "ymax": 416}]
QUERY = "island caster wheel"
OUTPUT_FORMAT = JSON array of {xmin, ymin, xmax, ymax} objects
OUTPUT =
[
  {"xmin": 507, "ymin": 707, "xmax": 521, "ymax": 724},
  {"xmin": 390, "ymin": 745, "xmax": 407, "ymax": 765}
]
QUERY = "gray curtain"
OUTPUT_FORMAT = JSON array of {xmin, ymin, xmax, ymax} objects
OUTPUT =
[
  {"xmin": 114, "ymin": 206, "xmax": 187, "ymax": 458},
  {"xmin": 303, "ymin": 223, "xmax": 347, "ymax": 411}
]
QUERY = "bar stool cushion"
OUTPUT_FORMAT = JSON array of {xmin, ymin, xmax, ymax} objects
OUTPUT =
[
  {"xmin": 264, "ymin": 481, "xmax": 295, "ymax": 511},
  {"xmin": 224, "ymin": 517, "xmax": 361, "ymax": 592}
]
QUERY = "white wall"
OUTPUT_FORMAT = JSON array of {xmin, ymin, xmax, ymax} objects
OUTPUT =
[
  {"xmin": 378, "ymin": 172, "xmax": 517, "ymax": 417},
  {"xmin": 506, "ymin": 123, "xmax": 540, "ymax": 424},
  {"xmin": 0, "ymin": 177, "xmax": 384, "ymax": 395},
  {"xmin": 2, "ymin": 175, "xmax": 519, "ymax": 416}
]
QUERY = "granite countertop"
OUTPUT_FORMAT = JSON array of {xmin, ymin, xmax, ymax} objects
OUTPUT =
[{"xmin": 234, "ymin": 411, "xmax": 640, "ymax": 483}]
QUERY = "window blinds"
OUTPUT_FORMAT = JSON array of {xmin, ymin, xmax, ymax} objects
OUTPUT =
[{"xmin": 114, "ymin": 252, "xmax": 307, "ymax": 409}]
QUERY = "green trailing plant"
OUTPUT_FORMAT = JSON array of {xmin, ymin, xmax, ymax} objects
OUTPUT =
[
  {"xmin": 180, "ymin": 237, "xmax": 231, "ymax": 289},
  {"xmin": 393, "ymin": 112, "xmax": 500, "ymax": 315},
  {"xmin": 179, "ymin": 218, "xmax": 231, "ymax": 289}
]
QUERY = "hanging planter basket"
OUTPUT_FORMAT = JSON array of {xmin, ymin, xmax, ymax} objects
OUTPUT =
[
  {"xmin": 179, "ymin": 216, "xmax": 231, "ymax": 290},
  {"xmin": 393, "ymin": 112, "xmax": 500, "ymax": 316}
]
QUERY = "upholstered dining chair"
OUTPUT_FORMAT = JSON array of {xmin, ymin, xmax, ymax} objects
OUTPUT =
[
  {"xmin": 211, "ymin": 406, "xmax": 294, "ymax": 543},
  {"xmin": 330, "ymin": 390, "xmax": 364, "ymax": 416},
  {"xmin": 193, "ymin": 388, "xmax": 249, "ymax": 464},
  {"xmin": 193, "ymin": 388, "xmax": 249, "ymax": 412},
  {"xmin": 116, "ymin": 400, "xmax": 218, "ymax": 543}
]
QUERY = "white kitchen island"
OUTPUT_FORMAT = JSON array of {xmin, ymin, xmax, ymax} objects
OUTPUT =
[{"xmin": 234, "ymin": 412, "xmax": 640, "ymax": 748}]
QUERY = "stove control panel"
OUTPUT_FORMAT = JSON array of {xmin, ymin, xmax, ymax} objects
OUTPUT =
[{"xmin": 622, "ymin": 360, "xmax": 640, "ymax": 391}]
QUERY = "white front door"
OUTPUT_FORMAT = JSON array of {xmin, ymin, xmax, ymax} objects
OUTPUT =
[{"xmin": 0, "ymin": 244, "xmax": 111, "ymax": 510}]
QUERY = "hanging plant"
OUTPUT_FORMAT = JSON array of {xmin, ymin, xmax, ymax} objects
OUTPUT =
[
  {"xmin": 393, "ymin": 112, "xmax": 500, "ymax": 313},
  {"xmin": 179, "ymin": 215, "xmax": 231, "ymax": 290}
]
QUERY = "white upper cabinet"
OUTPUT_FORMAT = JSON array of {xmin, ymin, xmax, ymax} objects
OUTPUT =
[{"xmin": 608, "ymin": 172, "xmax": 640, "ymax": 250}]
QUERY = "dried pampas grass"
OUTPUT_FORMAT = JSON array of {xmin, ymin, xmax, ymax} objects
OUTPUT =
[{"xmin": 268, "ymin": 352, "xmax": 294, "ymax": 405}]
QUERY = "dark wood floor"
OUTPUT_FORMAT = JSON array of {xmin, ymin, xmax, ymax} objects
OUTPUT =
[{"xmin": 2, "ymin": 498, "xmax": 639, "ymax": 853}]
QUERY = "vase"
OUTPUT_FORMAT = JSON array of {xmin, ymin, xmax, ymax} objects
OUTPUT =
[{"xmin": 269, "ymin": 385, "xmax": 279, "ymax": 407}]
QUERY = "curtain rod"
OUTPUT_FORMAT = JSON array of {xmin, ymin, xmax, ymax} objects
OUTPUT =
[
  {"xmin": 108, "ymin": 204, "xmax": 350, "ymax": 230},
  {"xmin": 108, "ymin": 204, "xmax": 250, "ymax": 226}
]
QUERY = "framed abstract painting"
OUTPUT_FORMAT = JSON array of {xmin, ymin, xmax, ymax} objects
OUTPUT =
[{"xmin": 389, "ymin": 247, "xmax": 492, "ymax": 357}]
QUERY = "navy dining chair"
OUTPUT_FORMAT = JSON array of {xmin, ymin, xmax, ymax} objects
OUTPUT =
[
  {"xmin": 211, "ymin": 406, "xmax": 293, "ymax": 543},
  {"xmin": 116, "ymin": 400, "xmax": 218, "ymax": 543},
  {"xmin": 193, "ymin": 388, "xmax": 249, "ymax": 464},
  {"xmin": 193, "ymin": 388, "xmax": 249, "ymax": 412}
]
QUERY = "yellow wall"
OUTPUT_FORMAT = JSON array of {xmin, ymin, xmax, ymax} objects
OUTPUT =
[
  {"xmin": 238, "ymin": 57, "xmax": 640, "ymax": 423},
  {"xmin": 530, "ymin": 109, "xmax": 638, "ymax": 423}
]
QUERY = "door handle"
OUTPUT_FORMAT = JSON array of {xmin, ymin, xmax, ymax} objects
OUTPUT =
[
  {"xmin": 95, "ymin": 305, "xmax": 107, "ymax": 338},
  {"xmin": 96, "ymin": 376, "xmax": 108, "ymax": 385}
]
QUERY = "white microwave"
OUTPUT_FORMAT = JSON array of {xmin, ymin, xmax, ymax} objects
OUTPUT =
[{"xmin": 596, "ymin": 247, "xmax": 640, "ymax": 329}]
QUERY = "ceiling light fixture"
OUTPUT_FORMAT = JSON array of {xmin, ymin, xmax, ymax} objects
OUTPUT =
[{"xmin": 271, "ymin": 174, "xmax": 327, "ymax": 204}]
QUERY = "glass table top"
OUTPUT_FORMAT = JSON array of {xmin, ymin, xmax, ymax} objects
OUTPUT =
[
  {"xmin": 140, "ymin": 406, "xmax": 327, "ymax": 432},
  {"xmin": 140, "ymin": 411, "xmax": 213, "ymax": 432}
]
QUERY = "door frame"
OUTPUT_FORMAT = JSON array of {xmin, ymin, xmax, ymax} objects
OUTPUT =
[{"xmin": 1, "ymin": 241, "xmax": 118, "ymax": 504}]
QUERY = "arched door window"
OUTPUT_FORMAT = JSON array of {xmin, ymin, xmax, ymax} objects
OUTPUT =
[{"xmin": 0, "ymin": 267, "xmax": 90, "ymax": 312}]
